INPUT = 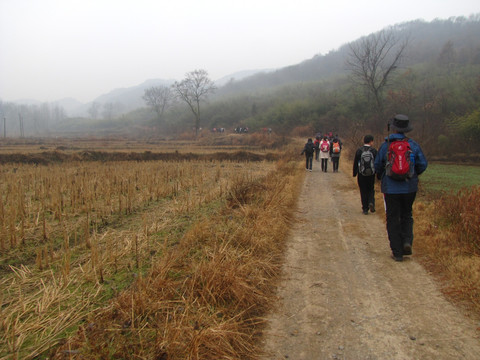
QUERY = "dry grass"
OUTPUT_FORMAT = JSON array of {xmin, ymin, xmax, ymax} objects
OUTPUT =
[
  {"xmin": 0, "ymin": 138, "xmax": 303, "ymax": 359},
  {"xmin": 414, "ymin": 186, "xmax": 480, "ymax": 314},
  {"xmin": 49, "ymin": 158, "xmax": 303, "ymax": 360}
]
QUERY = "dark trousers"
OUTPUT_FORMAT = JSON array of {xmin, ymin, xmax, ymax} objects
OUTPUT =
[
  {"xmin": 305, "ymin": 155, "xmax": 313, "ymax": 170},
  {"xmin": 331, "ymin": 157, "xmax": 339, "ymax": 172},
  {"xmin": 384, "ymin": 192, "xmax": 417, "ymax": 258},
  {"xmin": 321, "ymin": 158, "xmax": 328, "ymax": 172},
  {"xmin": 358, "ymin": 174, "xmax": 375, "ymax": 212},
  {"xmin": 315, "ymin": 149, "xmax": 320, "ymax": 161}
]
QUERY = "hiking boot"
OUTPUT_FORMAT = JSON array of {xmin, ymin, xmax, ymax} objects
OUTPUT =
[
  {"xmin": 369, "ymin": 203, "xmax": 375, "ymax": 213},
  {"xmin": 403, "ymin": 243, "xmax": 412, "ymax": 256},
  {"xmin": 391, "ymin": 254, "xmax": 403, "ymax": 262},
  {"xmin": 363, "ymin": 210, "xmax": 369, "ymax": 215}
]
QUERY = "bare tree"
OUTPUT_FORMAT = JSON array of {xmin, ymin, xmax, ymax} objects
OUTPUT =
[
  {"xmin": 102, "ymin": 102, "xmax": 115, "ymax": 120},
  {"xmin": 101, "ymin": 102, "xmax": 123, "ymax": 120},
  {"xmin": 173, "ymin": 69, "xmax": 216, "ymax": 137},
  {"xmin": 88, "ymin": 102, "xmax": 100, "ymax": 119},
  {"xmin": 437, "ymin": 40, "xmax": 456, "ymax": 74},
  {"xmin": 347, "ymin": 29, "xmax": 409, "ymax": 128},
  {"xmin": 142, "ymin": 85, "xmax": 174, "ymax": 122},
  {"xmin": 37, "ymin": 103, "xmax": 51, "ymax": 133}
]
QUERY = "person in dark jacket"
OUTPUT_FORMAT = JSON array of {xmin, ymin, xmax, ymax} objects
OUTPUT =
[
  {"xmin": 329, "ymin": 137, "xmax": 342, "ymax": 172},
  {"xmin": 353, "ymin": 134, "xmax": 378, "ymax": 215},
  {"xmin": 301, "ymin": 138, "xmax": 315, "ymax": 171},
  {"xmin": 374, "ymin": 115, "xmax": 428, "ymax": 262},
  {"xmin": 314, "ymin": 136, "xmax": 321, "ymax": 161}
]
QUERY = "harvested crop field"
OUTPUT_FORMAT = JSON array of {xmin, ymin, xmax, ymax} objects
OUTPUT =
[{"xmin": 0, "ymin": 136, "xmax": 301, "ymax": 359}]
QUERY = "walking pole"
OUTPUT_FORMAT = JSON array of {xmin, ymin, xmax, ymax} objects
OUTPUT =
[{"xmin": 385, "ymin": 118, "xmax": 390, "ymax": 175}]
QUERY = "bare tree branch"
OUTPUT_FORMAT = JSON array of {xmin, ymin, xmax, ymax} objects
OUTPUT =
[
  {"xmin": 173, "ymin": 69, "xmax": 216, "ymax": 137},
  {"xmin": 142, "ymin": 85, "xmax": 174, "ymax": 122},
  {"xmin": 347, "ymin": 29, "xmax": 409, "ymax": 122}
]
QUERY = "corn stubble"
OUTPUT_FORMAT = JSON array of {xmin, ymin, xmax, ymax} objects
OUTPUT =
[{"xmin": 0, "ymin": 155, "xmax": 302, "ymax": 359}]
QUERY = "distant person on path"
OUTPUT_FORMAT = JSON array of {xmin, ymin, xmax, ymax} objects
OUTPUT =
[
  {"xmin": 353, "ymin": 135, "xmax": 377, "ymax": 215},
  {"xmin": 329, "ymin": 136, "xmax": 342, "ymax": 172},
  {"xmin": 374, "ymin": 115, "xmax": 428, "ymax": 262},
  {"xmin": 301, "ymin": 138, "xmax": 315, "ymax": 171},
  {"xmin": 314, "ymin": 136, "xmax": 321, "ymax": 161},
  {"xmin": 319, "ymin": 136, "xmax": 330, "ymax": 172}
]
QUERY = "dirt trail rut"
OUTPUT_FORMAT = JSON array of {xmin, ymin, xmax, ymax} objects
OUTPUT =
[{"xmin": 261, "ymin": 161, "xmax": 480, "ymax": 359}]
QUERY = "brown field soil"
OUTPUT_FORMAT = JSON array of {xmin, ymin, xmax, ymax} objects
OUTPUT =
[
  {"xmin": 0, "ymin": 136, "xmax": 281, "ymax": 164},
  {"xmin": 260, "ymin": 158, "xmax": 480, "ymax": 360},
  {"xmin": 0, "ymin": 133, "xmax": 283, "ymax": 153},
  {"xmin": 0, "ymin": 149, "xmax": 279, "ymax": 165}
]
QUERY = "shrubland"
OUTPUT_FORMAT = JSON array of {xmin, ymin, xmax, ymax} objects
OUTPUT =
[{"xmin": 414, "ymin": 185, "xmax": 480, "ymax": 314}]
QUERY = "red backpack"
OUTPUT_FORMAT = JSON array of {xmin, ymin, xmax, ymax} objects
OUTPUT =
[
  {"xmin": 386, "ymin": 139, "xmax": 414, "ymax": 180},
  {"xmin": 320, "ymin": 141, "xmax": 330, "ymax": 152}
]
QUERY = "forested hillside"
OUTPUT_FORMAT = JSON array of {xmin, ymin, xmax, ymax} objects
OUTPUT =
[
  {"xmin": 202, "ymin": 15, "xmax": 480, "ymax": 155},
  {"xmin": 1, "ymin": 16, "xmax": 480, "ymax": 156}
]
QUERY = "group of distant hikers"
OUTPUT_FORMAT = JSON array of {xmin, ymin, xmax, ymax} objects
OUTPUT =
[
  {"xmin": 301, "ymin": 115, "xmax": 428, "ymax": 262},
  {"xmin": 300, "ymin": 132, "xmax": 343, "ymax": 173}
]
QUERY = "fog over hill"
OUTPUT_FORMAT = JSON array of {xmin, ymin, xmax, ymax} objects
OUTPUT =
[
  {"xmin": 214, "ymin": 69, "xmax": 275, "ymax": 87},
  {"xmin": 45, "ymin": 71, "xmax": 271, "ymax": 117}
]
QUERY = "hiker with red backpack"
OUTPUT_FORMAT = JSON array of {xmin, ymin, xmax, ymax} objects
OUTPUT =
[
  {"xmin": 353, "ymin": 134, "xmax": 378, "ymax": 215},
  {"xmin": 319, "ymin": 136, "xmax": 330, "ymax": 172},
  {"xmin": 329, "ymin": 136, "xmax": 342, "ymax": 172},
  {"xmin": 374, "ymin": 115, "xmax": 428, "ymax": 262}
]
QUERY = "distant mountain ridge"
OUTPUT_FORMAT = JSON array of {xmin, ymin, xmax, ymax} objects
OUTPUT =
[
  {"xmin": 52, "ymin": 71, "xmax": 269, "ymax": 117},
  {"xmin": 214, "ymin": 69, "xmax": 275, "ymax": 87},
  {"xmin": 69, "ymin": 79, "xmax": 174, "ymax": 117}
]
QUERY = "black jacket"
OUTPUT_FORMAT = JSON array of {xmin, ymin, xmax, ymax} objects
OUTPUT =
[
  {"xmin": 353, "ymin": 145, "xmax": 378, "ymax": 177},
  {"xmin": 301, "ymin": 141, "xmax": 315, "ymax": 156}
]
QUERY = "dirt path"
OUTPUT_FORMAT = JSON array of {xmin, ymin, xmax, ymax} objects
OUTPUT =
[{"xmin": 260, "ymin": 159, "xmax": 480, "ymax": 359}]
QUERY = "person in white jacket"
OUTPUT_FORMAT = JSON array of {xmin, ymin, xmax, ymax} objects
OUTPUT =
[{"xmin": 319, "ymin": 136, "xmax": 330, "ymax": 172}]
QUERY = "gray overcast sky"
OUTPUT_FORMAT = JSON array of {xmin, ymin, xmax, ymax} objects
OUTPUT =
[{"xmin": 1, "ymin": 0, "xmax": 479, "ymax": 103}]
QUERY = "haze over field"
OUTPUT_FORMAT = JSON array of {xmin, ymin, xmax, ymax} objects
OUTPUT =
[{"xmin": 0, "ymin": 0, "xmax": 479, "ymax": 104}]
